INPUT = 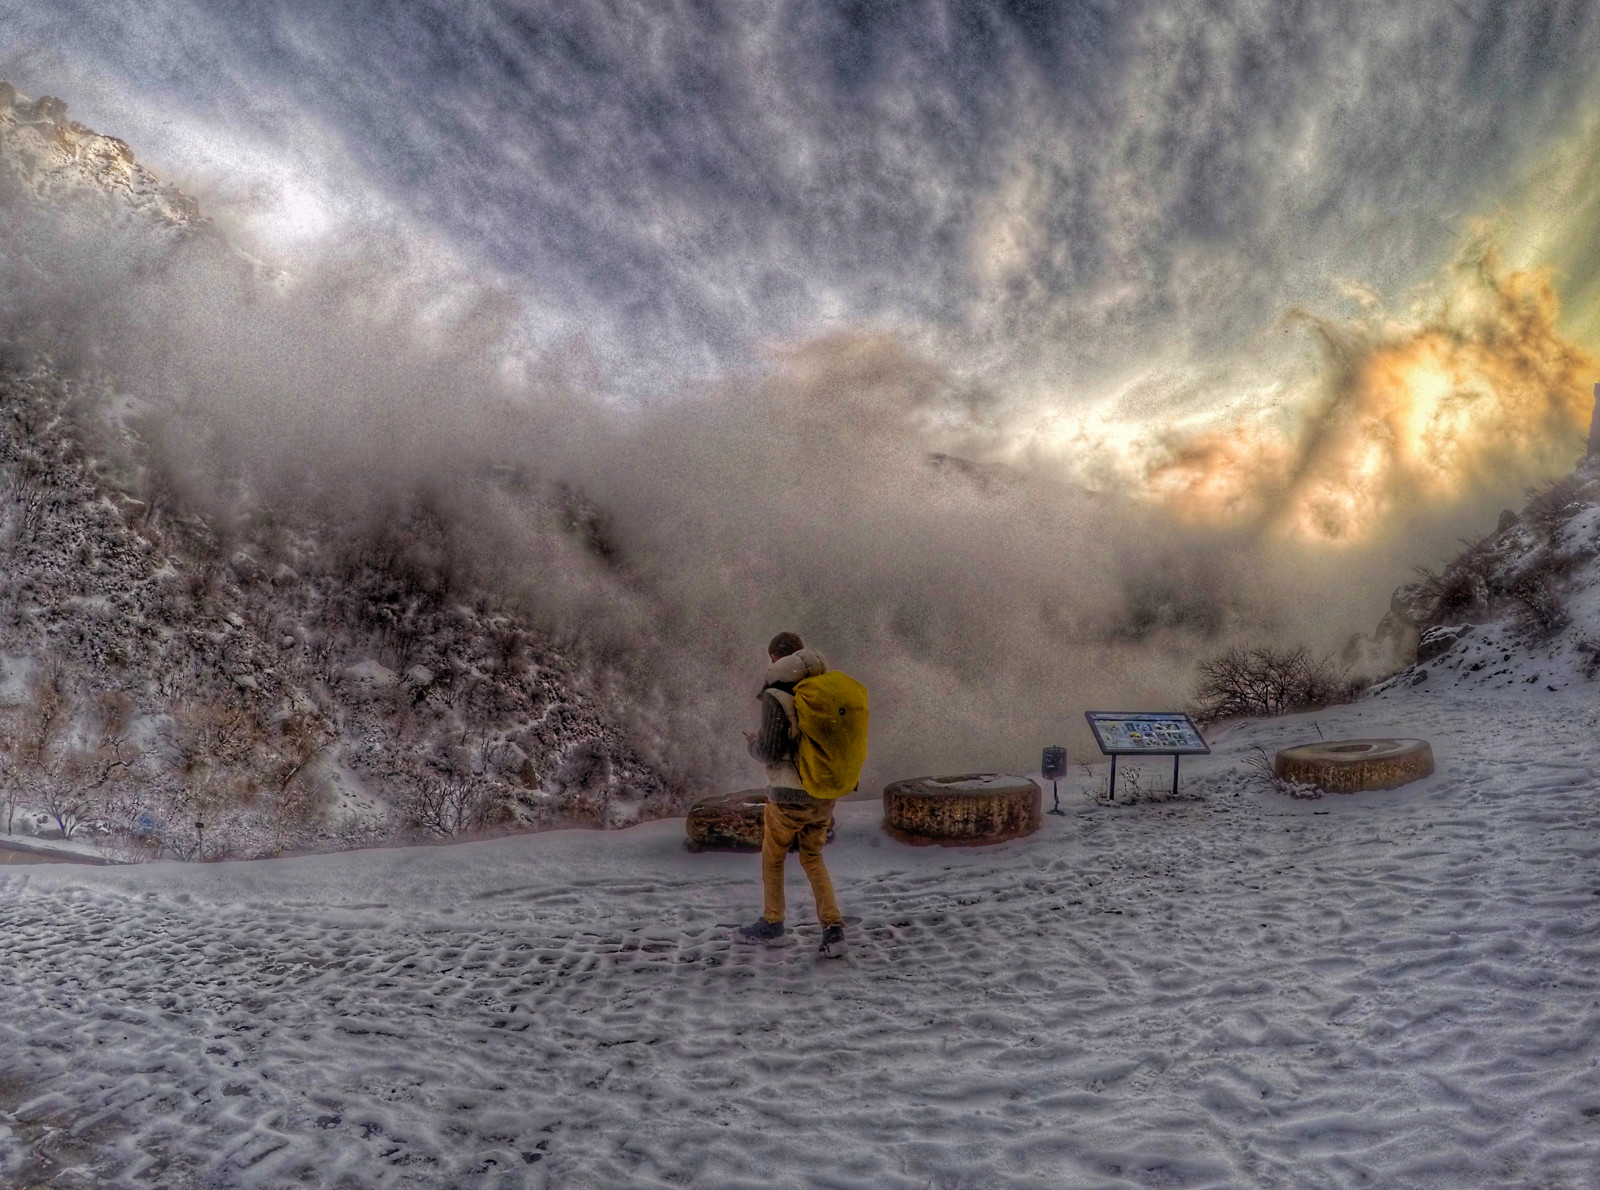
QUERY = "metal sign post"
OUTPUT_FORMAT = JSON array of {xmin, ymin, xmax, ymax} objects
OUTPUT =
[
  {"xmin": 1041, "ymin": 745, "xmax": 1067, "ymax": 815},
  {"xmin": 1084, "ymin": 712, "xmax": 1210, "ymax": 802}
]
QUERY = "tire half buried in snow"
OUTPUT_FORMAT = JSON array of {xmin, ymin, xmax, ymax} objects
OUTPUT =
[
  {"xmin": 1273, "ymin": 738, "xmax": 1435, "ymax": 793},
  {"xmin": 882, "ymin": 774, "xmax": 1042, "ymax": 845}
]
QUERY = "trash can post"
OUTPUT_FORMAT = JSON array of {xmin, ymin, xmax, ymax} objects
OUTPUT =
[{"xmin": 1041, "ymin": 745, "xmax": 1068, "ymax": 817}]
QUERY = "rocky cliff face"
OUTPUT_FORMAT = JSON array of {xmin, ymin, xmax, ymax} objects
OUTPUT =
[
  {"xmin": 0, "ymin": 84, "xmax": 709, "ymax": 858},
  {"xmin": 0, "ymin": 81, "xmax": 203, "ymax": 228}
]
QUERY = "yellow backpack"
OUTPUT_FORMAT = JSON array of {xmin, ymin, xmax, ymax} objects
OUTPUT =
[{"xmin": 792, "ymin": 671, "xmax": 869, "ymax": 800}]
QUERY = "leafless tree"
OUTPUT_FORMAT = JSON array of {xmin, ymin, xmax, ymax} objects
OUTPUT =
[
  {"xmin": 264, "ymin": 710, "xmax": 335, "ymax": 849},
  {"xmin": 48, "ymin": 689, "xmax": 144, "ymax": 839},
  {"xmin": 1193, "ymin": 645, "xmax": 1359, "ymax": 725},
  {"xmin": 401, "ymin": 774, "xmax": 496, "ymax": 837},
  {"xmin": 11, "ymin": 662, "xmax": 68, "ymax": 832}
]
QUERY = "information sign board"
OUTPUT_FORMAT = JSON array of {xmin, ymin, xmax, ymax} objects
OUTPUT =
[{"xmin": 1085, "ymin": 712, "xmax": 1210, "ymax": 756}]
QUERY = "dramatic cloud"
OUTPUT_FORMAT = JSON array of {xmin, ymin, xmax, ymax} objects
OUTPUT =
[
  {"xmin": 1145, "ymin": 236, "xmax": 1600, "ymax": 543},
  {"xmin": 5, "ymin": 1, "xmax": 1600, "ymax": 397}
]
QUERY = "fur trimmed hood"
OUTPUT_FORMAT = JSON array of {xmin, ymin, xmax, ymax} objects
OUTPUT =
[{"xmin": 759, "ymin": 647, "xmax": 829, "ymax": 695}]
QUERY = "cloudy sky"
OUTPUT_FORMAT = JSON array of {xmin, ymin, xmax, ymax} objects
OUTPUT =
[{"xmin": 6, "ymin": 1, "xmax": 1600, "ymax": 535}]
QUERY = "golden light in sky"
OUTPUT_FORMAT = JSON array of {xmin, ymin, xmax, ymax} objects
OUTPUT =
[{"xmin": 1143, "ymin": 239, "xmax": 1599, "ymax": 545}]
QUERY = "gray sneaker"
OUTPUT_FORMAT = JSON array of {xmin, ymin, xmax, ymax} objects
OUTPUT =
[
  {"xmin": 818, "ymin": 924, "xmax": 848, "ymax": 958},
  {"xmin": 736, "ymin": 918, "xmax": 787, "ymax": 945}
]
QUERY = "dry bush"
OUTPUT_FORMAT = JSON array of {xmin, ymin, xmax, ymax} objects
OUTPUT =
[
  {"xmin": 0, "ymin": 709, "xmax": 22, "ymax": 835},
  {"xmin": 1576, "ymin": 637, "xmax": 1600, "ymax": 681},
  {"xmin": 1409, "ymin": 539, "xmax": 1495, "ymax": 629},
  {"xmin": 1193, "ymin": 645, "xmax": 1359, "ymax": 725},
  {"xmin": 1237, "ymin": 744, "xmax": 1322, "ymax": 800},
  {"xmin": 401, "ymin": 774, "xmax": 499, "ymax": 837},
  {"xmin": 169, "ymin": 702, "xmax": 260, "ymax": 777},
  {"xmin": 1507, "ymin": 557, "xmax": 1571, "ymax": 639},
  {"xmin": 262, "ymin": 710, "xmax": 336, "ymax": 849},
  {"xmin": 23, "ymin": 685, "xmax": 148, "ymax": 840},
  {"xmin": 13, "ymin": 662, "xmax": 69, "ymax": 832},
  {"xmin": 1084, "ymin": 761, "xmax": 1203, "ymax": 806},
  {"xmin": 1523, "ymin": 475, "xmax": 1585, "ymax": 544}
]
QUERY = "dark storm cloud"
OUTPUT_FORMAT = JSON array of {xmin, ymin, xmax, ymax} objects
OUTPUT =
[{"xmin": 4, "ymin": 0, "xmax": 1600, "ymax": 393}]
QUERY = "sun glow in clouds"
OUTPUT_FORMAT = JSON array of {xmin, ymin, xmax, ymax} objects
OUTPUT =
[{"xmin": 1141, "ymin": 239, "xmax": 1599, "ymax": 545}]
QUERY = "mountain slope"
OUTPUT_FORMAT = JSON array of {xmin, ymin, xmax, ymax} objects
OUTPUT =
[
  {"xmin": 1370, "ymin": 441, "xmax": 1600, "ymax": 698},
  {"xmin": 0, "ymin": 84, "xmax": 719, "ymax": 857}
]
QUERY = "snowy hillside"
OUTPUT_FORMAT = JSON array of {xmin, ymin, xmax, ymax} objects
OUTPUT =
[
  {"xmin": 1371, "ymin": 450, "xmax": 1600, "ymax": 698},
  {"xmin": 0, "ymin": 83, "xmax": 719, "ymax": 858},
  {"xmin": 3, "ymin": 676, "xmax": 1599, "ymax": 1188}
]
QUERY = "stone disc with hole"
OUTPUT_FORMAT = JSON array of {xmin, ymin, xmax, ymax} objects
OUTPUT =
[
  {"xmin": 685, "ymin": 789, "xmax": 769, "ymax": 851},
  {"xmin": 1272, "ymin": 738, "xmax": 1434, "ymax": 793},
  {"xmin": 881, "ymin": 774, "xmax": 1042, "ymax": 845},
  {"xmin": 685, "ymin": 789, "xmax": 838, "ymax": 851}
]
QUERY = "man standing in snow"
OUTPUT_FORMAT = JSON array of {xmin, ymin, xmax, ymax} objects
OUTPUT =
[{"xmin": 738, "ymin": 631, "xmax": 849, "ymax": 958}]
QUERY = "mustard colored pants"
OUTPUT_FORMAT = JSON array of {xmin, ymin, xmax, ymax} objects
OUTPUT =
[{"xmin": 761, "ymin": 798, "xmax": 842, "ymax": 926}]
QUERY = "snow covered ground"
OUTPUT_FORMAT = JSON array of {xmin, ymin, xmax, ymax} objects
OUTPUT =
[{"xmin": 3, "ymin": 683, "xmax": 1600, "ymax": 1189}]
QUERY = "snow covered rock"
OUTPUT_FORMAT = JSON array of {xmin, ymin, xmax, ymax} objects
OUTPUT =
[
  {"xmin": 339, "ymin": 659, "xmax": 399, "ymax": 695},
  {"xmin": 0, "ymin": 82, "xmax": 203, "ymax": 228},
  {"xmin": 228, "ymin": 551, "xmax": 262, "ymax": 583},
  {"xmin": 1418, "ymin": 623, "xmax": 1473, "ymax": 662}
]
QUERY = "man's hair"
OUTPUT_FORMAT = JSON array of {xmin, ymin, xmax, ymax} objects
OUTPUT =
[{"xmin": 767, "ymin": 631, "xmax": 805, "ymax": 660}]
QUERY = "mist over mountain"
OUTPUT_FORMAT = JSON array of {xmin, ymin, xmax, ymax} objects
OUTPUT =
[
  {"xmin": 4, "ymin": 2, "xmax": 1600, "ymax": 853},
  {"xmin": 0, "ymin": 82, "xmax": 1290, "ymax": 853}
]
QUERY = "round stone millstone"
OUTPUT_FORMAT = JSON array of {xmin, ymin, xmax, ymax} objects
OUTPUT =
[
  {"xmin": 881, "ymin": 774, "xmax": 1042, "ymax": 846},
  {"xmin": 685, "ymin": 789, "xmax": 769, "ymax": 851},
  {"xmin": 1272, "ymin": 738, "xmax": 1434, "ymax": 794},
  {"xmin": 684, "ymin": 789, "xmax": 838, "ymax": 851}
]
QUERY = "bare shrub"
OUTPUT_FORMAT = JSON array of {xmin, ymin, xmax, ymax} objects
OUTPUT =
[
  {"xmin": 1523, "ymin": 475, "xmax": 1585, "ymax": 544},
  {"xmin": 1086, "ymin": 761, "xmax": 1203, "ymax": 806},
  {"xmin": 0, "ymin": 710, "xmax": 21, "ymax": 835},
  {"xmin": 14, "ymin": 686, "xmax": 148, "ymax": 840},
  {"xmin": 1237, "ymin": 744, "xmax": 1322, "ymax": 800},
  {"xmin": 1409, "ymin": 539, "xmax": 1495, "ymax": 629},
  {"xmin": 169, "ymin": 702, "xmax": 259, "ymax": 777},
  {"xmin": 1508, "ymin": 560, "xmax": 1570, "ymax": 639},
  {"xmin": 1192, "ymin": 645, "xmax": 1360, "ymax": 725},
  {"xmin": 401, "ymin": 774, "xmax": 498, "ymax": 837},
  {"xmin": 263, "ymin": 710, "xmax": 336, "ymax": 850},
  {"xmin": 12, "ymin": 662, "xmax": 69, "ymax": 832},
  {"xmin": 162, "ymin": 702, "xmax": 263, "ymax": 855},
  {"xmin": 1577, "ymin": 637, "xmax": 1600, "ymax": 680},
  {"xmin": 92, "ymin": 785, "xmax": 165, "ymax": 863}
]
